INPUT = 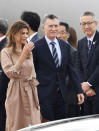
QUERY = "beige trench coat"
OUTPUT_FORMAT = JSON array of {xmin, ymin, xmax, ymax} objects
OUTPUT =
[{"xmin": 1, "ymin": 47, "xmax": 41, "ymax": 131}]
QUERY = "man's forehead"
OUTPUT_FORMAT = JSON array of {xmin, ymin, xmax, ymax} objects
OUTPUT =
[
  {"xmin": 59, "ymin": 25, "xmax": 66, "ymax": 29},
  {"xmin": 81, "ymin": 15, "xmax": 94, "ymax": 21}
]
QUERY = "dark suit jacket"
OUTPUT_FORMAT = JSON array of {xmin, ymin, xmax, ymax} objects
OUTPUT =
[
  {"xmin": 33, "ymin": 37, "xmax": 82, "ymax": 104},
  {"xmin": 31, "ymin": 33, "xmax": 40, "ymax": 43},
  {"xmin": 0, "ymin": 38, "xmax": 7, "ymax": 70},
  {"xmin": 0, "ymin": 37, "xmax": 9, "ymax": 105},
  {"xmin": 67, "ymin": 45, "xmax": 78, "ymax": 105},
  {"xmin": 77, "ymin": 31, "xmax": 99, "ymax": 93},
  {"xmin": 0, "ymin": 37, "xmax": 9, "ymax": 131}
]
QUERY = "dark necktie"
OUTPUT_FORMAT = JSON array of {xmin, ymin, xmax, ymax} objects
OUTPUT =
[
  {"xmin": 50, "ymin": 42, "xmax": 59, "ymax": 68},
  {"xmin": 88, "ymin": 40, "xmax": 92, "ymax": 54}
]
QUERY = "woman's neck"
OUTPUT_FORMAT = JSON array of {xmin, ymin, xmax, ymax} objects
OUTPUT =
[{"xmin": 16, "ymin": 43, "xmax": 22, "ymax": 51}]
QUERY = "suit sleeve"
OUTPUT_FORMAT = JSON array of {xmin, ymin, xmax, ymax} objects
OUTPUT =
[
  {"xmin": 68, "ymin": 45, "xmax": 83, "ymax": 94},
  {"xmin": 88, "ymin": 60, "xmax": 99, "ymax": 87},
  {"xmin": 68, "ymin": 63, "xmax": 83, "ymax": 94}
]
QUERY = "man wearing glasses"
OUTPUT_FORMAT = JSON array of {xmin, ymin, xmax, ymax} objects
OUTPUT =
[
  {"xmin": 77, "ymin": 11, "xmax": 99, "ymax": 115},
  {"xmin": 57, "ymin": 22, "xmax": 81, "ymax": 118},
  {"xmin": 57, "ymin": 22, "xmax": 70, "ymax": 42}
]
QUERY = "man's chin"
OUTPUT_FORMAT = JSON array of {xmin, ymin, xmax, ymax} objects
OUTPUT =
[
  {"xmin": 49, "ymin": 36, "xmax": 56, "ymax": 40},
  {"xmin": 85, "ymin": 32, "xmax": 92, "ymax": 37}
]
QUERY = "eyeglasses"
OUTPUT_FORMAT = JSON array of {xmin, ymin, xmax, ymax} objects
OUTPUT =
[
  {"xmin": 58, "ymin": 31, "xmax": 68, "ymax": 35},
  {"xmin": 80, "ymin": 21, "xmax": 95, "ymax": 26}
]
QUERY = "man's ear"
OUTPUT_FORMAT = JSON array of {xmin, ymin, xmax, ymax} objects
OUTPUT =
[
  {"xmin": 95, "ymin": 21, "xmax": 98, "ymax": 26},
  {"xmin": 42, "ymin": 25, "xmax": 44, "ymax": 31}
]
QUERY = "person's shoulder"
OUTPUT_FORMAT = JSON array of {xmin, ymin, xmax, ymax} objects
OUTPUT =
[
  {"xmin": 57, "ymin": 38, "xmax": 70, "ymax": 48},
  {"xmin": 78, "ymin": 36, "xmax": 86, "ymax": 43},
  {"xmin": 34, "ymin": 37, "xmax": 45, "ymax": 47},
  {"xmin": 78, "ymin": 37, "xmax": 87, "ymax": 48},
  {"xmin": 1, "ymin": 47, "xmax": 8, "ymax": 53},
  {"xmin": 94, "ymin": 30, "xmax": 99, "ymax": 41},
  {"xmin": 1, "ymin": 47, "xmax": 12, "ymax": 55},
  {"xmin": 95, "ymin": 30, "xmax": 99, "ymax": 35},
  {"xmin": 69, "ymin": 44, "xmax": 77, "ymax": 52}
]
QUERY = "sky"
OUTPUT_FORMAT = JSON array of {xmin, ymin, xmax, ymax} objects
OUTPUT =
[{"xmin": 0, "ymin": 0, "xmax": 99, "ymax": 39}]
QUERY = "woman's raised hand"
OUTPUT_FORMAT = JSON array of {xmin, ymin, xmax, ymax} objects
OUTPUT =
[
  {"xmin": 19, "ymin": 42, "xmax": 35, "ymax": 62},
  {"xmin": 24, "ymin": 42, "xmax": 35, "ymax": 53}
]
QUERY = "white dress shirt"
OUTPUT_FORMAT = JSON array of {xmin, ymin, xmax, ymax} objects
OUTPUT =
[{"xmin": 45, "ymin": 36, "xmax": 62, "ymax": 66}]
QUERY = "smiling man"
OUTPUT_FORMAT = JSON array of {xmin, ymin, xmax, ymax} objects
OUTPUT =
[
  {"xmin": 33, "ymin": 14, "xmax": 84, "ymax": 121},
  {"xmin": 77, "ymin": 11, "xmax": 99, "ymax": 115}
]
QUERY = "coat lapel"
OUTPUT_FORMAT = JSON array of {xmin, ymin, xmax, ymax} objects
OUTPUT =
[
  {"xmin": 82, "ymin": 38, "xmax": 89, "ymax": 66},
  {"xmin": 87, "ymin": 42, "xmax": 96, "ymax": 63},
  {"xmin": 87, "ymin": 31, "xmax": 99, "ymax": 66}
]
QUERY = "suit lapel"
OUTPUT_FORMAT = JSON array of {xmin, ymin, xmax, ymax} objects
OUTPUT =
[
  {"xmin": 87, "ymin": 31, "xmax": 99, "ymax": 66},
  {"xmin": 87, "ymin": 42, "xmax": 96, "ymax": 63},
  {"xmin": 82, "ymin": 38, "xmax": 89, "ymax": 66}
]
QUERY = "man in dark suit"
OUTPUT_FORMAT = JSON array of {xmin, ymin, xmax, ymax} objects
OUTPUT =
[
  {"xmin": 33, "ymin": 14, "xmax": 84, "ymax": 121},
  {"xmin": 77, "ymin": 11, "xmax": 99, "ymax": 115},
  {"xmin": 0, "ymin": 18, "xmax": 9, "ymax": 131},
  {"xmin": 57, "ymin": 22, "xmax": 81, "ymax": 118},
  {"xmin": 21, "ymin": 11, "xmax": 41, "ymax": 43}
]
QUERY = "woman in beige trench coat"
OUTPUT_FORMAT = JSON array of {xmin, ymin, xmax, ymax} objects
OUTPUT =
[{"xmin": 1, "ymin": 20, "xmax": 41, "ymax": 131}]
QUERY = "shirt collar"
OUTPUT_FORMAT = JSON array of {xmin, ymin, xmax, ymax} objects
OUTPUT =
[
  {"xmin": 27, "ymin": 32, "xmax": 37, "ymax": 42},
  {"xmin": 0, "ymin": 35, "xmax": 6, "ymax": 42},
  {"xmin": 45, "ymin": 36, "xmax": 58, "ymax": 45},
  {"xmin": 87, "ymin": 32, "xmax": 95, "ymax": 42}
]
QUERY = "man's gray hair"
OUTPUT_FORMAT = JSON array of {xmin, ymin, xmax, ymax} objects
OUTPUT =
[
  {"xmin": 80, "ymin": 11, "xmax": 97, "ymax": 22},
  {"xmin": 42, "ymin": 14, "xmax": 58, "ymax": 25}
]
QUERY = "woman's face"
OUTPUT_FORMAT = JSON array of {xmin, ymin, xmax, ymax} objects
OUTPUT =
[{"xmin": 14, "ymin": 28, "xmax": 29, "ymax": 45}]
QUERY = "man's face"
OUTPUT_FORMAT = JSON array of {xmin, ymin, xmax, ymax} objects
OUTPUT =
[
  {"xmin": 42, "ymin": 18, "xmax": 59, "ymax": 40},
  {"xmin": 80, "ymin": 15, "xmax": 98, "ymax": 38},
  {"xmin": 57, "ymin": 25, "xmax": 70, "ymax": 41}
]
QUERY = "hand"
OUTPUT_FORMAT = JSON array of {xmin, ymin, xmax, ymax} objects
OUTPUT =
[
  {"xmin": 18, "ymin": 42, "xmax": 35, "ymax": 65},
  {"xmin": 21, "ymin": 42, "xmax": 35, "ymax": 58},
  {"xmin": 85, "ymin": 88, "xmax": 96, "ymax": 97},
  {"xmin": 77, "ymin": 93, "xmax": 84, "ymax": 105},
  {"xmin": 81, "ymin": 82, "xmax": 90, "ymax": 93},
  {"xmin": 24, "ymin": 42, "xmax": 35, "ymax": 53}
]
